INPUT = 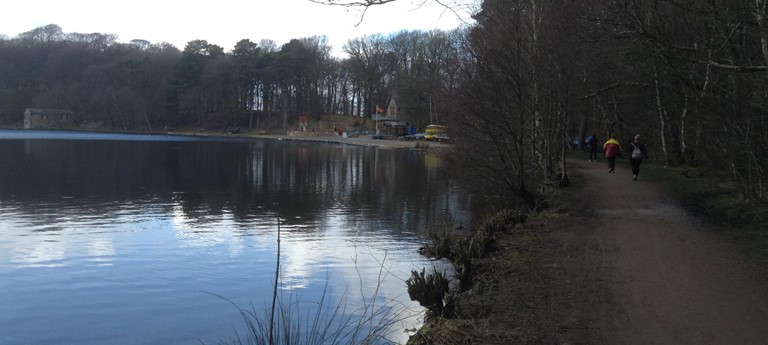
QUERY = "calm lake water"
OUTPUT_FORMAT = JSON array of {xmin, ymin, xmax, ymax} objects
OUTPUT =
[{"xmin": 0, "ymin": 130, "xmax": 475, "ymax": 344}]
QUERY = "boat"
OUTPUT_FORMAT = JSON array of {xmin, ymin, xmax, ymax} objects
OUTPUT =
[{"xmin": 424, "ymin": 125, "xmax": 449, "ymax": 142}]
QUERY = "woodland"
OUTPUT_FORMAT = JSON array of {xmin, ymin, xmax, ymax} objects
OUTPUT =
[
  {"xmin": 1, "ymin": 0, "xmax": 767, "ymax": 206},
  {"xmin": 0, "ymin": 23, "xmax": 460, "ymax": 132}
]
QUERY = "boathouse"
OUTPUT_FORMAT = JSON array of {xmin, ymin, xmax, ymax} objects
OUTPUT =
[{"xmin": 24, "ymin": 108, "xmax": 75, "ymax": 129}]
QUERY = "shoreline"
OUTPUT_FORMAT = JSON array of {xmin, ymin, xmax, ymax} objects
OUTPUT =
[
  {"xmin": 1, "ymin": 126, "xmax": 449, "ymax": 150},
  {"xmin": 203, "ymin": 130, "xmax": 450, "ymax": 150}
]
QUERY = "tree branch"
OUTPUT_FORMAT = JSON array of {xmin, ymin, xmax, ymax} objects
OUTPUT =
[
  {"xmin": 577, "ymin": 82, "xmax": 648, "ymax": 100},
  {"xmin": 308, "ymin": 0, "xmax": 471, "ymax": 29},
  {"xmin": 701, "ymin": 60, "xmax": 768, "ymax": 73},
  {"xmin": 308, "ymin": 0, "xmax": 398, "ymax": 6}
]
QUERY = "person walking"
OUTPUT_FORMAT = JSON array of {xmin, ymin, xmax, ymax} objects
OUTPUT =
[
  {"xmin": 627, "ymin": 134, "xmax": 649, "ymax": 181},
  {"xmin": 603, "ymin": 135, "xmax": 623, "ymax": 173},
  {"xmin": 588, "ymin": 134, "xmax": 599, "ymax": 162}
]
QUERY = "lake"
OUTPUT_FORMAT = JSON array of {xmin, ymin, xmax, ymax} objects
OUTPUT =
[{"xmin": 0, "ymin": 130, "xmax": 475, "ymax": 344}]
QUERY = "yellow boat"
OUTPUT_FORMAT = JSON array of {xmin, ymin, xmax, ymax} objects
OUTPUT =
[{"xmin": 424, "ymin": 125, "xmax": 448, "ymax": 141}]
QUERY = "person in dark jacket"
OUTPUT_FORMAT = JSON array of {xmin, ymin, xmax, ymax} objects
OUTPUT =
[
  {"xmin": 603, "ymin": 136, "xmax": 623, "ymax": 173},
  {"xmin": 627, "ymin": 134, "xmax": 649, "ymax": 181},
  {"xmin": 588, "ymin": 134, "xmax": 599, "ymax": 162}
]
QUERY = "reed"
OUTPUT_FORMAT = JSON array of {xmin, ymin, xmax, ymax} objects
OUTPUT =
[
  {"xmin": 214, "ymin": 282, "xmax": 408, "ymax": 345},
  {"xmin": 214, "ymin": 219, "xmax": 417, "ymax": 345}
]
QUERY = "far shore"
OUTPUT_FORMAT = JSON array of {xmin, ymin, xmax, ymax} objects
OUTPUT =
[
  {"xmin": 1, "ymin": 126, "xmax": 450, "ymax": 150},
  {"xmin": 138, "ymin": 127, "xmax": 451, "ymax": 150},
  {"xmin": 238, "ymin": 132, "xmax": 450, "ymax": 149}
]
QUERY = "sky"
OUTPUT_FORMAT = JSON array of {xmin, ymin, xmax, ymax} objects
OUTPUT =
[{"xmin": 1, "ymin": 0, "xmax": 475, "ymax": 56}]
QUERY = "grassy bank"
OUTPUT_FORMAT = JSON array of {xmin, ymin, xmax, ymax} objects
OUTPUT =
[
  {"xmin": 406, "ymin": 207, "xmax": 561, "ymax": 344},
  {"xmin": 407, "ymin": 155, "xmax": 768, "ymax": 344},
  {"xmin": 644, "ymin": 164, "xmax": 768, "ymax": 266}
]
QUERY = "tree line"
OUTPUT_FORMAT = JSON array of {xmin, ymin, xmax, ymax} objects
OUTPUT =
[
  {"xmin": 0, "ymin": 24, "xmax": 463, "ymax": 132},
  {"xmin": 311, "ymin": 0, "xmax": 767, "ymax": 207},
  {"xmin": 432, "ymin": 0, "xmax": 767, "ymax": 206},
  {"xmin": 3, "ymin": 0, "xmax": 768, "ymax": 206}
]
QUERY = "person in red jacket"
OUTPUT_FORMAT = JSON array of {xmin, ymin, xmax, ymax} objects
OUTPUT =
[{"xmin": 603, "ymin": 136, "xmax": 623, "ymax": 173}]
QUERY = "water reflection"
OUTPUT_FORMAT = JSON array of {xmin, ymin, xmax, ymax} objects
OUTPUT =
[{"xmin": 0, "ymin": 130, "xmax": 473, "ymax": 344}]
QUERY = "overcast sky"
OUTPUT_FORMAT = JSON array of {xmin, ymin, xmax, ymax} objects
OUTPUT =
[{"xmin": 1, "ymin": 0, "xmax": 474, "ymax": 56}]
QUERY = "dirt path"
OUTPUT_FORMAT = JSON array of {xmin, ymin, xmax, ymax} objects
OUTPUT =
[{"xmin": 551, "ymin": 159, "xmax": 768, "ymax": 344}]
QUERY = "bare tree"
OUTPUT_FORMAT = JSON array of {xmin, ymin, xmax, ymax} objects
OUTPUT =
[
  {"xmin": 308, "ymin": 0, "xmax": 476, "ymax": 25},
  {"xmin": 17, "ymin": 24, "xmax": 64, "ymax": 45},
  {"xmin": 309, "ymin": 0, "xmax": 397, "ymax": 5}
]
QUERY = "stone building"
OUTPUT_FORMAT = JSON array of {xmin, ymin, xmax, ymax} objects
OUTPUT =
[{"xmin": 24, "ymin": 108, "xmax": 75, "ymax": 129}]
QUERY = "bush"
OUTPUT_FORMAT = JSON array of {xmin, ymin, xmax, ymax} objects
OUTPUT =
[
  {"xmin": 420, "ymin": 216, "xmax": 460, "ymax": 259},
  {"xmin": 406, "ymin": 267, "xmax": 451, "ymax": 318}
]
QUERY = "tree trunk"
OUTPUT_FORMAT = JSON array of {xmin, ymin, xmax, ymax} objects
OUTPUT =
[
  {"xmin": 282, "ymin": 86, "xmax": 288, "ymax": 135},
  {"xmin": 654, "ymin": 73, "xmax": 670, "ymax": 167},
  {"xmin": 530, "ymin": 0, "xmax": 546, "ymax": 176},
  {"xmin": 755, "ymin": 0, "xmax": 768, "ymax": 65},
  {"xmin": 680, "ymin": 88, "xmax": 688, "ymax": 163},
  {"xmin": 560, "ymin": 108, "xmax": 570, "ymax": 187},
  {"xmin": 578, "ymin": 113, "xmax": 587, "ymax": 151}
]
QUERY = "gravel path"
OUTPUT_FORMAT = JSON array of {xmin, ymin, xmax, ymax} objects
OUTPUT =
[{"xmin": 551, "ymin": 158, "xmax": 768, "ymax": 344}]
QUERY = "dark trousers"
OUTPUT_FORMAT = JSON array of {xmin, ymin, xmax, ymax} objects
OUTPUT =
[
  {"xmin": 631, "ymin": 158, "xmax": 643, "ymax": 175},
  {"xmin": 589, "ymin": 149, "xmax": 598, "ymax": 161},
  {"xmin": 607, "ymin": 157, "xmax": 616, "ymax": 171}
]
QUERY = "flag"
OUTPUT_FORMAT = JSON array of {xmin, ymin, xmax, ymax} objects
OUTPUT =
[{"xmin": 376, "ymin": 105, "xmax": 385, "ymax": 114}]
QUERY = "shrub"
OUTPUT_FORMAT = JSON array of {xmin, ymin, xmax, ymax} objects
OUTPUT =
[
  {"xmin": 420, "ymin": 216, "xmax": 460, "ymax": 259},
  {"xmin": 406, "ymin": 267, "xmax": 450, "ymax": 318}
]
